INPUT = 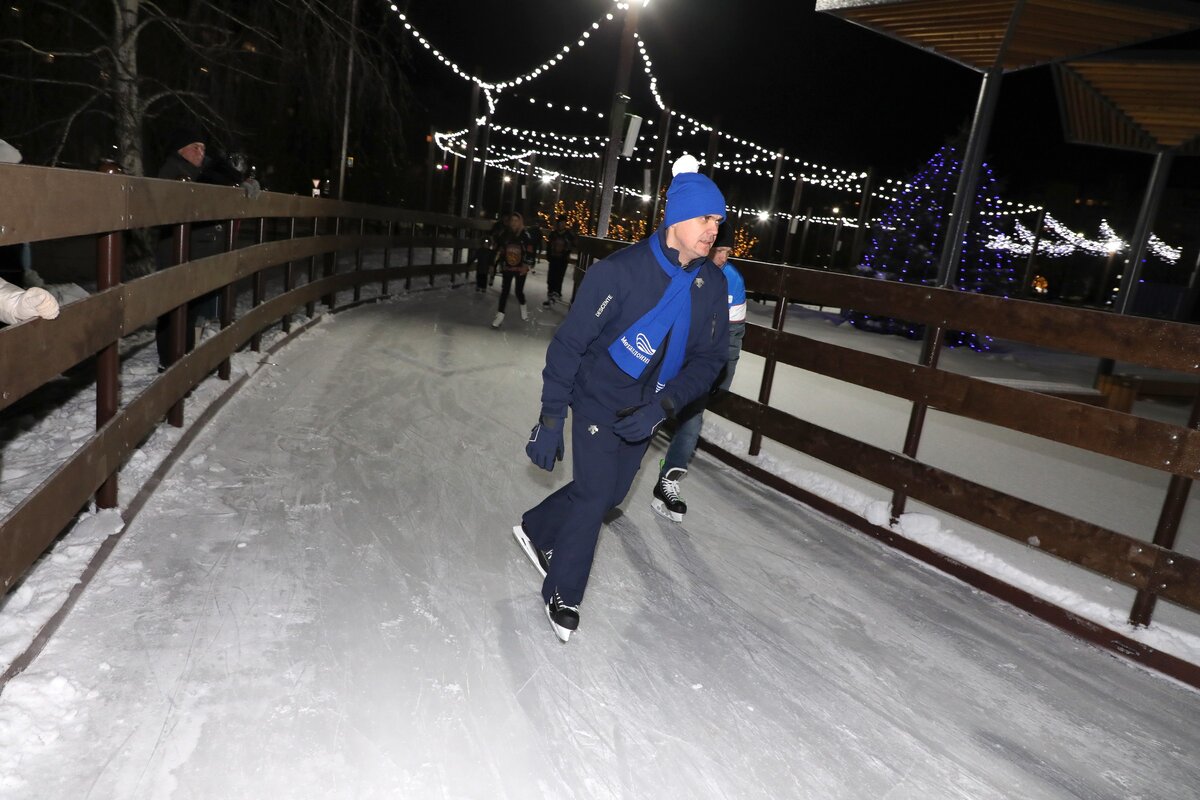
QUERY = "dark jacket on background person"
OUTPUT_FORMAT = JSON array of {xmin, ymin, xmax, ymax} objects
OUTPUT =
[
  {"xmin": 495, "ymin": 227, "xmax": 534, "ymax": 275},
  {"xmin": 539, "ymin": 227, "xmax": 729, "ymax": 426}
]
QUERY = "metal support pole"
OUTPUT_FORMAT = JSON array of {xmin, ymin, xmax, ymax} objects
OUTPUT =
[
  {"xmin": 524, "ymin": 154, "xmax": 538, "ymax": 221},
  {"xmin": 1021, "ymin": 208, "xmax": 1046, "ymax": 298},
  {"xmin": 459, "ymin": 82, "xmax": 481, "ymax": 219},
  {"xmin": 649, "ymin": 106, "xmax": 672, "ymax": 228},
  {"xmin": 829, "ymin": 218, "xmax": 844, "ymax": 270},
  {"xmin": 336, "ymin": 0, "xmax": 358, "ymax": 200},
  {"xmin": 934, "ymin": 67, "xmax": 1004, "ymax": 288},
  {"xmin": 782, "ymin": 178, "xmax": 804, "ymax": 264},
  {"xmin": 890, "ymin": 67, "xmax": 1003, "ymax": 520},
  {"xmin": 849, "ymin": 168, "xmax": 873, "ymax": 269},
  {"xmin": 766, "ymin": 150, "xmax": 785, "ymax": 258},
  {"xmin": 704, "ymin": 118, "xmax": 720, "ymax": 179},
  {"xmin": 448, "ymin": 154, "xmax": 460, "ymax": 215},
  {"xmin": 473, "ymin": 120, "xmax": 492, "ymax": 215},
  {"xmin": 1115, "ymin": 149, "xmax": 1176, "ymax": 315},
  {"xmin": 798, "ymin": 208, "xmax": 813, "ymax": 266},
  {"xmin": 425, "ymin": 124, "xmax": 437, "ymax": 212},
  {"xmin": 596, "ymin": 3, "xmax": 639, "ymax": 239}
]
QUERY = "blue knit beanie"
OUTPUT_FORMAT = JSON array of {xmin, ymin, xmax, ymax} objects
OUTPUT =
[{"xmin": 663, "ymin": 155, "xmax": 726, "ymax": 228}]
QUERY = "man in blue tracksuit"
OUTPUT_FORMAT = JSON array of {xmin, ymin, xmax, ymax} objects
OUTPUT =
[{"xmin": 512, "ymin": 157, "xmax": 730, "ymax": 642}]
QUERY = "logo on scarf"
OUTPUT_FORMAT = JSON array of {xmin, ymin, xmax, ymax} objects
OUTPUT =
[{"xmin": 635, "ymin": 332, "xmax": 656, "ymax": 356}]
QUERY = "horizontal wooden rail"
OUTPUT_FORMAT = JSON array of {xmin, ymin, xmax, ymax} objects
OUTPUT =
[
  {"xmin": 708, "ymin": 391, "xmax": 1200, "ymax": 611},
  {"xmin": 743, "ymin": 325, "xmax": 1200, "ymax": 477},
  {"xmin": 758, "ymin": 264, "xmax": 1200, "ymax": 373},
  {"xmin": 0, "ymin": 261, "xmax": 463, "ymax": 591},
  {"xmin": 0, "ymin": 164, "xmax": 490, "ymax": 246}
]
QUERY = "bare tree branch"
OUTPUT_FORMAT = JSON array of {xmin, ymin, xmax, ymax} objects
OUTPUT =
[{"xmin": 50, "ymin": 91, "xmax": 107, "ymax": 166}]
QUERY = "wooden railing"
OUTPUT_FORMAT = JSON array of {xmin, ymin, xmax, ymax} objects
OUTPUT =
[
  {"xmin": 0, "ymin": 163, "xmax": 488, "ymax": 594},
  {"xmin": 575, "ymin": 235, "xmax": 1200, "ymax": 687},
  {"xmin": 3, "ymin": 163, "xmax": 1199, "ymax": 686}
]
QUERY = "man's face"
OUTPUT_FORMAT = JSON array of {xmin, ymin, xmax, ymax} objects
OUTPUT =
[
  {"xmin": 711, "ymin": 246, "xmax": 732, "ymax": 268},
  {"xmin": 668, "ymin": 214, "xmax": 722, "ymax": 264},
  {"xmin": 179, "ymin": 141, "xmax": 205, "ymax": 168},
  {"xmin": 508, "ymin": 214, "xmax": 523, "ymax": 232}
]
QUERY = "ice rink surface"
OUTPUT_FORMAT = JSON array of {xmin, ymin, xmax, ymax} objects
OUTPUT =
[{"xmin": 2, "ymin": 288, "xmax": 1198, "ymax": 799}]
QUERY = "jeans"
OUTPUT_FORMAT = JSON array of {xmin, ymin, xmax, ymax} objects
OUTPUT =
[
  {"xmin": 498, "ymin": 271, "xmax": 527, "ymax": 313},
  {"xmin": 546, "ymin": 256, "xmax": 569, "ymax": 297},
  {"xmin": 474, "ymin": 248, "xmax": 494, "ymax": 290}
]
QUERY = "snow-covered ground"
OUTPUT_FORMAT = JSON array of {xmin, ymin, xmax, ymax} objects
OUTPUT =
[{"xmin": 0, "ymin": 252, "xmax": 1198, "ymax": 797}]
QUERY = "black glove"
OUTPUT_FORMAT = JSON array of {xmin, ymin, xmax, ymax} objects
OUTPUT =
[
  {"xmin": 526, "ymin": 416, "xmax": 564, "ymax": 471},
  {"xmin": 613, "ymin": 403, "xmax": 667, "ymax": 443}
]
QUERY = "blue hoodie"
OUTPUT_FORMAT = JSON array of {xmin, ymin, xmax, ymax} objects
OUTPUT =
[{"xmin": 539, "ymin": 229, "xmax": 729, "ymax": 424}]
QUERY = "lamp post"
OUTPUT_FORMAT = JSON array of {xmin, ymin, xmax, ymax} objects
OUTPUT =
[{"xmin": 596, "ymin": 3, "xmax": 640, "ymax": 239}]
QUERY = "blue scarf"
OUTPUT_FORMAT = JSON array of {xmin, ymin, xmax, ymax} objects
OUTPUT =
[{"xmin": 607, "ymin": 233, "xmax": 692, "ymax": 393}]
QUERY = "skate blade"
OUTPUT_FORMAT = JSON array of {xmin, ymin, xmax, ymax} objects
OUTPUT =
[
  {"xmin": 651, "ymin": 499, "xmax": 683, "ymax": 524},
  {"xmin": 545, "ymin": 604, "xmax": 573, "ymax": 642},
  {"xmin": 512, "ymin": 525, "xmax": 548, "ymax": 578}
]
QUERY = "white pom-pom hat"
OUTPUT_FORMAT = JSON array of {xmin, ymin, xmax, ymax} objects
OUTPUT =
[
  {"xmin": 671, "ymin": 153, "xmax": 700, "ymax": 176},
  {"xmin": 664, "ymin": 154, "xmax": 725, "ymax": 227}
]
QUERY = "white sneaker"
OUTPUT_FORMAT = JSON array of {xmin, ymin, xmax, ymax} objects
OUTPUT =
[
  {"xmin": 519, "ymin": 304, "xmax": 529, "ymax": 322},
  {"xmin": 491, "ymin": 312, "xmax": 504, "ymax": 328}
]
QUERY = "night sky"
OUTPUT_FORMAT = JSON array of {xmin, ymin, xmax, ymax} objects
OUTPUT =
[{"xmin": 397, "ymin": 0, "xmax": 1200, "ymax": 228}]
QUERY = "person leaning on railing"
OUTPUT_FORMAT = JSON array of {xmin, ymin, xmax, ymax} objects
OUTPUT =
[{"xmin": 153, "ymin": 126, "xmax": 260, "ymax": 370}]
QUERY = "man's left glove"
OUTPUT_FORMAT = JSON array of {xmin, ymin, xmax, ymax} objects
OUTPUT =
[
  {"xmin": 613, "ymin": 403, "xmax": 667, "ymax": 443},
  {"xmin": 241, "ymin": 177, "xmax": 262, "ymax": 199},
  {"xmin": 526, "ymin": 415, "xmax": 564, "ymax": 471}
]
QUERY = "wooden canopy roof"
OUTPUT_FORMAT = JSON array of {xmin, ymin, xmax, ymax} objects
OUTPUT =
[
  {"xmin": 1055, "ymin": 54, "xmax": 1200, "ymax": 153},
  {"xmin": 816, "ymin": 0, "xmax": 1200, "ymax": 73}
]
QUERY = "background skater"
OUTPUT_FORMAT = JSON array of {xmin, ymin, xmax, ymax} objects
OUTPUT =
[{"xmin": 652, "ymin": 221, "xmax": 746, "ymax": 522}]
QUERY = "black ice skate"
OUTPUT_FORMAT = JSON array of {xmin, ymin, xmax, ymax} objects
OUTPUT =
[
  {"xmin": 545, "ymin": 591, "xmax": 580, "ymax": 643},
  {"xmin": 651, "ymin": 467, "xmax": 688, "ymax": 523},
  {"xmin": 512, "ymin": 524, "xmax": 551, "ymax": 578}
]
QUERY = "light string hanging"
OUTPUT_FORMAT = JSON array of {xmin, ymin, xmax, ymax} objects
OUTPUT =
[
  {"xmin": 385, "ymin": 4, "xmax": 618, "ymax": 113},
  {"xmin": 419, "ymin": 8, "xmax": 1182, "ymax": 259},
  {"xmin": 985, "ymin": 215, "xmax": 1181, "ymax": 264}
]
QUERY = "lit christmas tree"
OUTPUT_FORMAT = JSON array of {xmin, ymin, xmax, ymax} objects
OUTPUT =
[{"xmin": 844, "ymin": 143, "xmax": 1019, "ymax": 349}]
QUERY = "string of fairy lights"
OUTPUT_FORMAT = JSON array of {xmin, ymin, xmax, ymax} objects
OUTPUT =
[
  {"xmin": 986, "ymin": 216, "xmax": 1182, "ymax": 264},
  {"xmin": 402, "ymin": 2, "xmax": 1182, "ymax": 261}
]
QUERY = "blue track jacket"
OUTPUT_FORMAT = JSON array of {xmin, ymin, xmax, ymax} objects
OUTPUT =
[{"xmin": 539, "ymin": 229, "xmax": 730, "ymax": 424}]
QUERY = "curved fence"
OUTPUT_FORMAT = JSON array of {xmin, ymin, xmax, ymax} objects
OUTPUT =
[
  {"xmin": 0, "ymin": 163, "xmax": 487, "ymax": 597},
  {"xmin": 3, "ymin": 162, "xmax": 1199, "ymax": 688},
  {"xmin": 573, "ymin": 236, "xmax": 1200, "ymax": 687}
]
